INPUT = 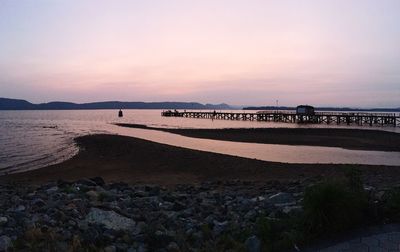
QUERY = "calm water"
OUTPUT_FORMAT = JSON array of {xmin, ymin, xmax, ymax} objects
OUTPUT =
[{"xmin": 1, "ymin": 110, "xmax": 400, "ymax": 175}]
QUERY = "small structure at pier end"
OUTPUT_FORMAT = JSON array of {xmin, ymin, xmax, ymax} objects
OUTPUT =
[{"xmin": 296, "ymin": 105, "xmax": 315, "ymax": 116}]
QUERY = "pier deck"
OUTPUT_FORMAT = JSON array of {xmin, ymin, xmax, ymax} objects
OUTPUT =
[{"xmin": 161, "ymin": 110, "xmax": 400, "ymax": 127}]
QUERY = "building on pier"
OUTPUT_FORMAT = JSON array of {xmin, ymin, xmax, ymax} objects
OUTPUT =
[{"xmin": 296, "ymin": 105, "xmax": 315, "ymax": 115}]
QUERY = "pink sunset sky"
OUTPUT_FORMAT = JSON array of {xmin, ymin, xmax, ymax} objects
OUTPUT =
[{"xmin": 0, "ymin": 0, "xmax": 399, "ymax": 107}]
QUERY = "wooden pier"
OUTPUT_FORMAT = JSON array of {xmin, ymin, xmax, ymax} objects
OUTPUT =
[{"xmin": 161, "ymin": 110, "xmax": 400, "ymax": 127}]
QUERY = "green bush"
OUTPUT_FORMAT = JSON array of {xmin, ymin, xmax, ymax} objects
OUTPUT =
[
  {"xmin": 344, "ymin": 167, "xmax": 363, "ymax": 192},
  {"xmin": 383, "ymin": 187, "xmax": 400, "ymax": 221},
  {"xmin": 254, "ymin": 215, "xmax": 301, "ymax": 252},
  {"xmin": 302, "ymin": 180, "xmax": 368, "ymax": 237}
]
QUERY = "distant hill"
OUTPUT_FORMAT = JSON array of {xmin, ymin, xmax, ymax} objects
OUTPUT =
[
  {"xmin": 0, "ymin": 98, "xmax": 232, "ymax": 110},
  {"xmin": 243, "ymin": 106, "xmax": 400, "ymax": 112}
]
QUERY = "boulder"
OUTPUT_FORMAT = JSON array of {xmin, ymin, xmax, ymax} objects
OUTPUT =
[
  {"xmin": 0, "ymin": 217, "xmax": 7, "ymax": 226},
  {"xmin": 89, "ymin": 177, "xmax": 105, "ymax": 186},
  {"xmin": 85, "ymin": 190, "xmax": 99, "ymax": 201},
  {"xmin": 104, "ymin": 245, "xmax": 116, "ymax": 252},
  {"xmin": 245, "ymin": 235, "xmax": 261, "ymax": 252},
  {"xmin": 84, "ymin": 208, "xmax": 136, "ymax": 231},
  {"xmin": 0, "ymin": 235, "xmax": 12, "ymax": 252},
  {"xmin": 267, "ymin": 192, "xmax": 295, "ymax": 205}
]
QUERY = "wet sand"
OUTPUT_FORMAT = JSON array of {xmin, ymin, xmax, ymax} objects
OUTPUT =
[
  {"xmin": 1, "ymin": 134, "xmax": 400, "ymax": 186},
  {"xmin": 117, "ymin": 123, "xmax": 400, "ymax": 151}
]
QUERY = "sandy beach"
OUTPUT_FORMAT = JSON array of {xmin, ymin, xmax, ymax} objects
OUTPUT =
[{"xmin": 2, "ymin": 134, "xmax": 399, "ymax": 186}]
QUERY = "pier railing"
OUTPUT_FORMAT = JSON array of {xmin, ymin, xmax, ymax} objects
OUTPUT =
[{"xmin": 161, "ymin": 110, "xmax": 400, "ymax": 127}]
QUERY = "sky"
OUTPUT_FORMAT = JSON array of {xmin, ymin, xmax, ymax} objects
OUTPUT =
[{"xmin": 0, "ymin": 0, "xmax": 399, "ymax": 107}]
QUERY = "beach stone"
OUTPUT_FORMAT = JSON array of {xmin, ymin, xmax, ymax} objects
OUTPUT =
[
  {"xmin": 137, "ymin": 244, "xmax": 147, "ymax": 252},
  {"xmin": 104, "ymin": 245, "xmax": 116, "ymax": 252},
  {"xmin": 282, "ymin": 205, "xmax": 303, "ymax": 215},
  {"xmin": 245, "ymin": 235, "xmax": 261, "ymax": 252},
  {"xmin": 153, "ymin": 230, "xmax": 174, "ymax": 248},
  {"xmin": 90, "ymin": 177, "xmax": 105, "ymax": 186},
  {"xmin": 77, "ymin": 179, "xmax": 97, "ymax": 187},
  {"xmin": 375, "ymin": 191, "xmax": 386, "ymax": 200},
  {"xmin": 14, "ymin": 205, "xmax": 25, "ymax": 212},
  {"xmin": 267, "ymin": 192, "xmax": 295, "ymax": 205},
  {"xmin": 86, "ymin": 190, "xmax": 99, "ymax": 201},
  {"xmin": 0, "ymin": 235, "xmax": 12, "ymax": 251},
  {"xmin": 167, "ymin": 241, "xmax": 180, "ymax": 252},
  {"xmin": 172, "ymin": 201, "xmax": 186, "ymax": 211},
  {"xmin": 46, "ymin": 186, "xmax": 59, "ymax": 194},
  {"xmin": 85, "ymin": 208, "xmax": 136, "ymax": 231},
  {"xmin": 82, "ymin": 227, "xmax": 99, "ymax": 243},
  {"xmin": 32, "ymin": 198, "xmax": 46, "ymax": 208},
  {"xmin": 213, "ymin": 220, "xmax": 229, "ymax": 235},
  {"xmin": 0, "ymin": 217, "xmax": 7, "ymax": 226}
]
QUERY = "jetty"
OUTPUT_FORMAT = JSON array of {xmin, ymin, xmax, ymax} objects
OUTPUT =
[{"xmin": 161, "ymin": 109, "xmax": 400, "ymax": 127}]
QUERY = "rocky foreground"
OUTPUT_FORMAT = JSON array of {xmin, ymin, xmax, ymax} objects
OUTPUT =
[
  {"xmin": 0, "ymin": 178, "xmax": 312, "ymax": 252},
  {"xmin": 1, "ymin": 176, "xmax": 398, "ymax": 252}
]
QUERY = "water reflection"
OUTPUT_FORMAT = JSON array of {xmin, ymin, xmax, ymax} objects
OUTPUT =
[
  {"xmin": 0, "ymin": 110, "xmax": 399, "ymax": 175},
  {"xmin": 109, "ymin": 125, "xmax": 400, "ymax": 166}
]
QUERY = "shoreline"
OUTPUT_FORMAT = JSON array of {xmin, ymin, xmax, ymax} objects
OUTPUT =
[
  {"xmin": 1, "ymin": 134, "xmax": 399, "ymax": 187},
  {"xmin": 116, "ymin": 123, "xmax": 400, "ymax": 152},
  {"xmin": 1, "ymin": 134, "xmax": 400, "ymax": 251}
]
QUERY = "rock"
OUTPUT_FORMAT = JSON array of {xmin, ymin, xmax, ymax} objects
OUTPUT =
[
  {"xmin": 282, "ymin": 205, "xmax": 303, "ymax": 215},
  {"xmin": 251, "ymin": 196, "xmax": 265, "ymax": 202},
  {"xmin": 76, "ymin": 179, "xmax": 97, "ymax": 187},
  {"xmin": 85, "ymin": 208, "xmax": 136, "ymax": 231},
  {"xmin": 57, "ymin": 179, "xmax": 71, "ymax": 188},
  {"xmin": 85, "ymin": 190, "xmax": 99, "ymax": 201},
  {"xmin": 103, "ymin": 229, "xmax": 116, "ymax": 241},
  {"xmin": 152, "ymin": 230, "xmax": 174, "ymax": 248},
  {"xmin": 375, "ymin": 191, "xmax": 386, "ymax": 200},
  {"xmin": 213, "ymin": 220, "xmax": 228, "ymax": 235},
  {"xmin": 82, "ymin": 227, "xmax": 99, "ymax": 243},
  {"xmin": 90, "ymin": 177, "xmax": 105, "ymax": 186},
  {"xmin": 14, "ymin": 205, "xmax": 25, "ymax": 212},
  {"xmin": 134, "ymin": 221, "xmax": 146, "ymax": 235},
  {"xmin": 245, "ymin": 235, "xmax": 261, "ymax": 252},
  {"xmin": 0, "ymin": 217, "xmax": 7, "ymax": 226},
  {"xmin": 137, "ymin": 243, "xmax": 147, "ymax": 252},
  {"xmin": 0, "ymin": 235, "xmax": 12, "ymax": 251},
  {"xmin": 172, "ymin": 201, "xmax": 186, "ymax": 211},
  {"xmin": 32, "ymin": 198, "xmax": 46, "ymax": 208},
  {"xmin": 267, "ymin": 192, "xmax": 295, "ymax": 205},
  {"xmin": 46, "ymin": 186, "xmax": 59, "ymax": 194},
  {"xmin": 104, "ymin": 245, "xmax": 116, "ymax": 252},
  {"xmin": 167, "ymin": 241, "xmax": 180, "ymax": 252},
  {"xmin": 244, "ymin": 210, "xmax": 257, "ymax": 220}
]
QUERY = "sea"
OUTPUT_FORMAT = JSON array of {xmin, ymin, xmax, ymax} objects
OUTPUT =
[{"xmin": 1, "ymin": 109, "xmax": 400, "ymax": 175}]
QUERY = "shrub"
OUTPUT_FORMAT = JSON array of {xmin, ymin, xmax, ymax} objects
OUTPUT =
[
  {"xmin": 302, "ymin": 180, "xmax": 368, "ymax": 237},
  {"xmin": 344, "ymin": 167, "xmax": 363, "ymax": 192},
  {"xmin": 383, "ymin": 187, "xmax": 400, "ymax": 221}
]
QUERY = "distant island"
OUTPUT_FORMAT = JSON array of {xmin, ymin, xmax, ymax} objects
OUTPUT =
[
  {"xmin": 1, "ymin": 98, "xmax": 399, "ymax": 112},
  {"xmin": 244, "ymin": 106, "xmax": 400, "ymax": 112},
  {"xmin": 0, "ymin": 98, "xmax": 232, "ymax": 110}
]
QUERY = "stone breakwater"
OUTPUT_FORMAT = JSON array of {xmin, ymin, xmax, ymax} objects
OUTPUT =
[
  {"xmin": 1, "ymin": 177, "xmax": 396, "ymax": 252},
  {"xmin": 0, "ymin": 178, "xmax": 310, "ymax": 252}
]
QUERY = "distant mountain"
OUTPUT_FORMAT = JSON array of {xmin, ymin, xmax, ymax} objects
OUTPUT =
[
  {"xmin": 0, "ymin": 98, "xmax": 232, "ymax": 110},
  {"xmin": 0, "ymin": 98, "xmax": 36, "ymax": 110},
  {"xmin": 243, "ymin": 105, "xmax": 400, "ymax": 112}
]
